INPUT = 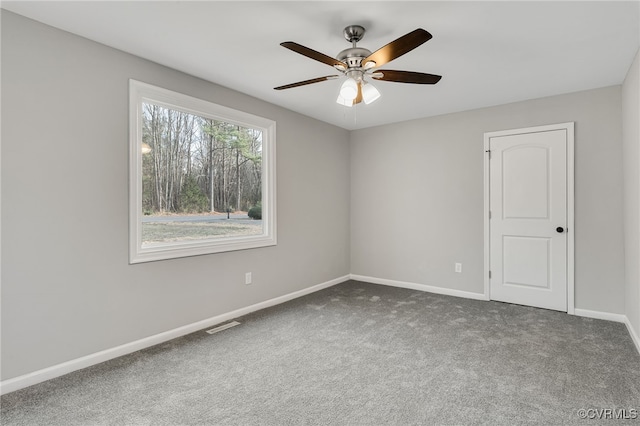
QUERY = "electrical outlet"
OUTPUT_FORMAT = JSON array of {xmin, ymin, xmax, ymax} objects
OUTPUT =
[
  {"xmin": 245, "ymin": 272, "xmax": 252, "ymax": 285},
  {"xmin": 455, "ymin": 263, "xmax": 462, "ymax": 273}
]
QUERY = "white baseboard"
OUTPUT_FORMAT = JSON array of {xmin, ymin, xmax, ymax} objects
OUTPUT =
[
  {"xmin": 349, "ymin": 274, "xmax": 489, "ymax": 301},
  {"xmin": 0, "ymin": 274, "xmax": 350, "ymax": 395},
  {"xmin": 573, "ymin": 308, "xmax": 627, "ymax": 323},
  {"xmin": 624, "ymin": 316, "xmax": 640, "ymax": 355}
]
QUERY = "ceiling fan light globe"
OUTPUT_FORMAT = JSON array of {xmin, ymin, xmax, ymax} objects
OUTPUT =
[
  {"xmin": 362, "ymin": 83, "xmax": 381, "ymax": 104},
  {"xmin": 339, "ymin": 78, "xmax": 358, "ymax": 100},
  {"xmin": 336, "ymin": 94, "xmax": 353, "ymax": 107}
]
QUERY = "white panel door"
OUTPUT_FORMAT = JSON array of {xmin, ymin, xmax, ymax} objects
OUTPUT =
[{"xmin": 488, "ymin": 127, "xmax": 569, "ymax": 311}]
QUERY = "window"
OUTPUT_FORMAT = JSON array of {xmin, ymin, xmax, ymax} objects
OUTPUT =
[{"xmin": 129, "ymin": 80, "xmax": 276, "ymax": 263}]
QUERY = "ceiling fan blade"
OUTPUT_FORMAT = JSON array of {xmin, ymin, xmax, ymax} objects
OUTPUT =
[
  {"xmin": 362, "ymin": 28, "xmax": 432, "ymax": 68},
  {"xmin": 354, "ymin": 82, "xmax": 363, "ymax": 104},
  {"xmin": 280, "ymin": 42, "xmax": 348, "ymax": 69},
  {"xmin": 274, "ymin": 75, "xmax": 340, "ymax": 90},
  {"xmin": 372, "ymin": 70, "xmax": 442, "ymax": 84}
]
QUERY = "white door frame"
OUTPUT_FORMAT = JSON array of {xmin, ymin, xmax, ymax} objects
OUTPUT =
[{"xmin": 483, "ymin": 122, "xmax": 575, "ymax": 314}]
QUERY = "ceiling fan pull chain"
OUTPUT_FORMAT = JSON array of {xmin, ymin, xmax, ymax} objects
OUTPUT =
[{"xmin": 354, "ymin": 101, "xmax": 358, "ymax": 125}]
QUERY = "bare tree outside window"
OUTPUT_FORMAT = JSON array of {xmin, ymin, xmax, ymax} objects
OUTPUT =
[{"xmin": 129, "ymin": 81, "xmax": 276, "ymax": 263}]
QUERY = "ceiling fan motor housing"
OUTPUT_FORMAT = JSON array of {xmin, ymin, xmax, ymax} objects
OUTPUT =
[
  {"xmin": 337, "ymin": 47, "xmax": 373, "ymax": 69},
  {"xmin": 337, "ymin": 26, "xmax": 375, "ymax": 74}
]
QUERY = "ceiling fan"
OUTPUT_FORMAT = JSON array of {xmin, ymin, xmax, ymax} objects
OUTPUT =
[{"xmin": 274, "ymin": 25, "xmax": 442, "ymax": 106}]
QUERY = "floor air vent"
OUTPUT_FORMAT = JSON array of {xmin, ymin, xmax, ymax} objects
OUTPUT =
[{"xmin": 205, "ymin": 321, "xmax": 241, "ymax": 335}]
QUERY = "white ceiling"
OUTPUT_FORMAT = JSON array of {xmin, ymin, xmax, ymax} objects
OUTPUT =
[{"xmin": 3, "ymin": 1, "xmax": 639, "ymax": 130}]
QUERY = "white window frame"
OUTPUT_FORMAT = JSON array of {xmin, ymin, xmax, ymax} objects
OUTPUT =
[{"xmin": 129, "ymin": 80, "xmax": 276, "ymax": 264}]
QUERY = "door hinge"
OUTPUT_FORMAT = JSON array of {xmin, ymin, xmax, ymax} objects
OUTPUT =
[
  {"xmin": 485, "ymin": 149, "xmax": 491, "ymax": 159},
  {"xmin": 489, "ymin": 270, "xmax": 492, "ymax": 279},
  {"xmin": 489, "ymin": 211, "xmax": 492, "ymax": 219}
]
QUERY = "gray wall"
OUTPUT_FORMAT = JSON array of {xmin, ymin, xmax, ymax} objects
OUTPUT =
[
  {"xmin": 350, "ymin": 87, "xmax": 625, "ymax": 314},
  {"xmin": 623, "ymin": 48, "xmax": 640, "ymax": 337},
  {"xmin": 0, "ymin": 12, "xmax": 351, "ymax": 380}
]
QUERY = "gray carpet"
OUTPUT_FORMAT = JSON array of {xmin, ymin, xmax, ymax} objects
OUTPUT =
[{"xmin": 2, "ymin": 280, "xmax": 639, "ymax": 425}]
